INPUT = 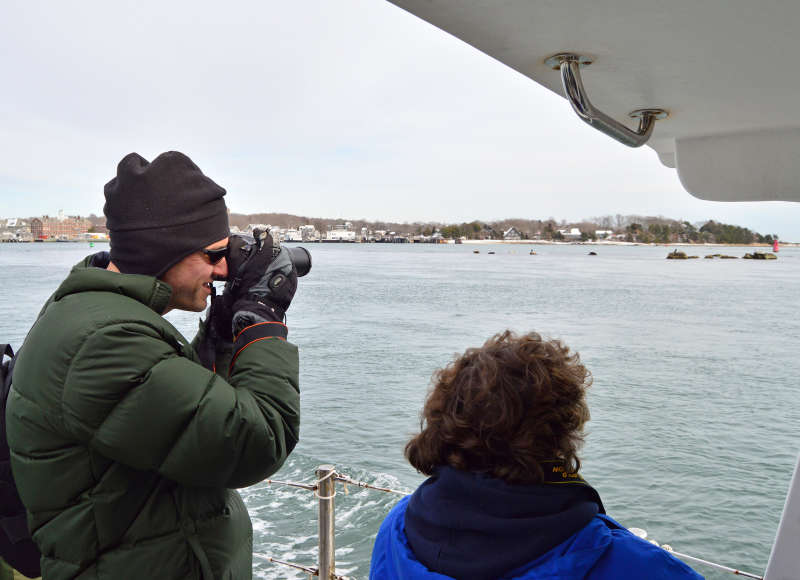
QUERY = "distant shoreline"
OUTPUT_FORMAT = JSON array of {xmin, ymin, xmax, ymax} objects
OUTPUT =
[
  {"xmin": 458, "ymin": 239, "xmax": 797, "ymax": 247},
  {"xmin": 4, "ymin": 238, "xmax": 794, "ymax": 248}
]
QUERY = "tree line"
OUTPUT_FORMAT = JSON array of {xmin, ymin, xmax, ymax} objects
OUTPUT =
[
  {"xmin": 86, "ymin": 212, "xmax": 779, "ymax": 244},
  {"xmin": 426, "ymin": 216, "xmax": 777, "ymax": 244}
]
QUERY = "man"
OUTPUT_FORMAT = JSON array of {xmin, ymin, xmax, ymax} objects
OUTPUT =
[
  {"xmin": 6, "ymin": 152, "xmax": 300, "ymax": 579},
  {"xmin": 370, "ymin": 330, "xmax": 703, "ymax": 579}
]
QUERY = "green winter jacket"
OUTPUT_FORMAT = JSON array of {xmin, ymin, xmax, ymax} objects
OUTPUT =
[{"xmin": 5, "ymin": 255, "xmax": 300, "ymax": 579}]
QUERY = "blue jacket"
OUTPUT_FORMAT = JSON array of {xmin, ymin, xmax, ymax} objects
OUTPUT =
[{"xmin": 370, "ymin": 468, "xmax": 703, "ymax": 579}]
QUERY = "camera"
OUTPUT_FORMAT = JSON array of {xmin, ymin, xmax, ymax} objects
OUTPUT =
[{"xmin": 227, "ymin": 229, "xmax": 312, "ymax": 279}]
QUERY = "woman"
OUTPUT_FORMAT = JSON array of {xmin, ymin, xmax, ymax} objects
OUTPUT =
[{"xmin": 370, "ymin": 331, "xmax": 702, "ymax": 579}]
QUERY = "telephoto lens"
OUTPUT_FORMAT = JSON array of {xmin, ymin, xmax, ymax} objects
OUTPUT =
[
  {"xmin": 286, "ymin": 246, "xmax": 312, "ymax": 277},
  {"xmin": 226, "ymin": 231, "xmax": 312, "ymax": 280}
]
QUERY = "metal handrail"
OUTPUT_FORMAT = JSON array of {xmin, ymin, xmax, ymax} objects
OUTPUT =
[
  {"xmin": 544, "ymin": 53, "xmax": 668, "ymax": 148},
  {"xmin": 262, "ymin": 467, "xmax": 412, "ymax": 579},
  {"xmin": 262, "ymin": 466, "xmax": 762, "ymax": 579}
]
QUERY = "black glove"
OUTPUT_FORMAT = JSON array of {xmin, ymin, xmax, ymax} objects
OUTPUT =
[
  {"xmin": 229, "ymin": 231, "xmax": 298, "ymax": 332},
  {"xmin": 195, "ymin": 286, "xmax": 234, "ymax": 370},
  {"xmin": 204, "ymin": 233, "xmax": 253, "ymax": 341},
  {"xmin": 209, "ymin": 289, "xmax": 234, "ymax": 342},
  {"xmin": 224, "ymin": 234, "xmax": 253, "ymax": 295}
]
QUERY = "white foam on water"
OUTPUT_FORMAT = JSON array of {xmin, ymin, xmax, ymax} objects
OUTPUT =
[{"xmin": 244, "ymin": 455, "xmax": 412, "ymax": 578}]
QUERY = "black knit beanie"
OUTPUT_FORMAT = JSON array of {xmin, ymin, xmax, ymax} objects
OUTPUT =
[{"xmin": 103, "ymin": 151, "xmax": 230, "ymax": 276}]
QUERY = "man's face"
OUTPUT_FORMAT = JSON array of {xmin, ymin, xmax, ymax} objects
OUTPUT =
[{"xmin": 161, "ymin": 237, "xmax": 229, "ymax": 313}]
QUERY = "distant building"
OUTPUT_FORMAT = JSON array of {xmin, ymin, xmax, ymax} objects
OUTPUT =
[
  {"xmin": 325, "ymin": 223, "xmax": 356, "ymax": 242},
  {"xmin": 30, "ymin": 218, "xmax": 43, "ymax": 240},
  {"xmin": 595, "ymin": 229, "xmax": 614, "ymax": 239},
  {"xmin": 478, "ymin": 224, "xmax": 495, "ymax": 240},
  {"xmin": 284, "ymin": 228, "xmax": 302, "ymax": 242},
  {"xmin": 90, "ymin": 222, "xmax": 108, "ymax": 235},
  {"xmin": 77, "ymin": 232, "xmax": 110, "ymax": 241},
  {"xmin": 41, "ymin": 211, "xmax": 91, "ymax": 240},
  {"xmin": 1, "ymin": 218, "xmax": 33, "ymax": 242},
  {"xmin": 269, "ymin": 227, "xmax": 287, "ymax": 241},
  {"xmin": 503, "ymin": 227, "xmax": 522, "ymax": 241},
  {"xmin": 558, "ymin": 228, "xmax": 582, "ymax": 241},
  {"xmin": 299, "ymin": 225, "xmax": 319, "ymax": 242}
]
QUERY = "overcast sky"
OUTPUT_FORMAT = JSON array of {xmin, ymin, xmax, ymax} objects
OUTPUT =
[{"xmin": 2, "ymin": 0, "xmax": 799, "ymax": 239}]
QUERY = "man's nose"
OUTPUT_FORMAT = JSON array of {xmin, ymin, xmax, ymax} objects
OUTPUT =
[{"xmin": 212, "ymin": 257, "xmax": 228, "ymax": 280}]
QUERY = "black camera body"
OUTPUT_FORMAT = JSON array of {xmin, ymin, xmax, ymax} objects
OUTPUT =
[{"xmin": 227, "ymin": 229, "xmax": 312, "ymax": 280}]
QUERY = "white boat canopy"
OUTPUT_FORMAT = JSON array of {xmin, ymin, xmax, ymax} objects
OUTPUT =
[{"xmin": 388, "ymin": 0, "xmax": 800, "ymax": 203}]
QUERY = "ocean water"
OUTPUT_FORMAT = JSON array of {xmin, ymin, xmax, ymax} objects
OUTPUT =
[{"xmin": 2, "ymin": 241, "xmax": 798, "ymax": 579}]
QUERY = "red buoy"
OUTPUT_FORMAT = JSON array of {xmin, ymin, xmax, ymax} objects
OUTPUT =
[{"xmin": 773, "ymin": 239, "xmax": 780, "ymax": 252}]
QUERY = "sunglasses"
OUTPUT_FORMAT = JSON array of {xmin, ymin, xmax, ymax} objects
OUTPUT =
[{"xmin": 202, "ymin": 246, "xmax": 229, "ymax": 265}]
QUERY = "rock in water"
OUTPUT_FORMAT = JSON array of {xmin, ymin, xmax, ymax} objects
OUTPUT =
[{"xmin": 666, "ymin": 250, "xmax": 688, "ymax": 259}]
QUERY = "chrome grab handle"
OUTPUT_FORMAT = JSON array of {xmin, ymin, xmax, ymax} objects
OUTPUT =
[{"xmin": 544, "ymin": 53, "xmax": 668, "ymax": 148}]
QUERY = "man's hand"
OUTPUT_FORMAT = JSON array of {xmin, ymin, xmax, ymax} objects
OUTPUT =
[
  {"xmin": 195, "ymin": 286, "xmax": 234, "ymax": 371},
  {"xmin": 228, "ymin": 231, "xmax": 298, "ymax": 332},
  {"xmin": 209, "ymin": 291, "xmax": 234, "ymax": 342},
  {"xmin": 224, "ymin": 234, "xmax": 253, "ymax": 295}
]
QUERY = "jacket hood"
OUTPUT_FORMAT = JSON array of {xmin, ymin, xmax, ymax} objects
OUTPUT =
[
  {"xmin": 403, "ymin": 466, "xmax": 604, "ymax": 579},
  {"xmin": 53, "ymin": 252, "xmax": 172, "ymax": 314}
]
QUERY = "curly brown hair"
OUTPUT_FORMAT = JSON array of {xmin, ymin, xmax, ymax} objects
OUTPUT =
[{"xmin": 405, "ymin": 330, "xmax": 592, "ymax": 484}]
